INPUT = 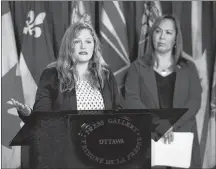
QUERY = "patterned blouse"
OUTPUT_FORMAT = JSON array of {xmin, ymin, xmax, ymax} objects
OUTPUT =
[{"xmin": 76, "ymin": 80, "xmax": 105, "ymax": 110}]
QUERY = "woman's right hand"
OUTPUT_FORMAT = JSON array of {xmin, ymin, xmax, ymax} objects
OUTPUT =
[{"xmin": 11, "ymin": 98, "xmax": 31, "ymax": 116}]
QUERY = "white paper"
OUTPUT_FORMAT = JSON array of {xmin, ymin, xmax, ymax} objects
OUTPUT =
[{"xmin": 151, "ymin": 132, "xmax": 194, "ymax": 168}]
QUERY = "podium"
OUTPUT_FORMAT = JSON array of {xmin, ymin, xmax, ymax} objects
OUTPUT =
[{"xmin": 10, "ymin": 109, "xmax": 187, "ymax": 169}]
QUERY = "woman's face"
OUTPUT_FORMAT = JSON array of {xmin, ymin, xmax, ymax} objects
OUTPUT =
[
  {"xmin": 153, "ymin": 19, "xmax": 176, "ymax": 54},
  {"xmin": 73, "ymin": 29, "xmax": 95, "ymax": 63}
]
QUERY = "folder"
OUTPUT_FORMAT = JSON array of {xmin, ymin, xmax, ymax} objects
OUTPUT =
[{"xmin": 151, "ymin": 132, "xmax": 194, "ymax": 168}]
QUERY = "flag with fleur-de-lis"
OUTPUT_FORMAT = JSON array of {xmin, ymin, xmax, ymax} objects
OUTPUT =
[
  {"xmin": 8, "ymin": 1, "xmax": 71, "ymax": 168},
  {"xmin": 10, "ymin": 2, "xmax": 55, "ymax": 110},
  {"xmin": 9, "ymin": 2, "xmax": 55, "ymax": 168}
]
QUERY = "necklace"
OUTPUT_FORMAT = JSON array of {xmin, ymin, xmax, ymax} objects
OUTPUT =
[
  {"xmin": 161, "ymin": 69, "xmax": 171, "ymax": 76},
  {"xmin": 154, "ymin": 65, "xmax": 174, "ymax": 76}
]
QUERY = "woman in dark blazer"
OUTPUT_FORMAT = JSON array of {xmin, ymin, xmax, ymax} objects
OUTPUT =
[
  {"xmin": 125, "ymin": 15, "xmax": 202, "ymax": 169},
  {"xmin": 11, "ymin": 21, "xmax": 122, "ymax": 168},
  {"xmin": 12, "ymin": 21, "xmax": 121, "ymax": 118}
]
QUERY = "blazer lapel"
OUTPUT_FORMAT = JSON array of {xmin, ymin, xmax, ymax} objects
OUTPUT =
[
  {"xmin": 69, "ymin": 89, "xmax": 77, "ymax": 110},
  {"xmin": 68, "ymin": 75, "xmax": 77, "ymax": 110},
  {"xmin": 141, "ymin": 66, "xmax": 160, "ymax": 108},
  {"xmin": 101, "ymin": 78, "xmax": 112, "ymax": 110},
  {"xmin": 61, "ymin": 88, "xmax": 77, "ymax": 111},
  {"xmin": 173, "ymin": 65, "xmax": 187, "ymax": 108}
]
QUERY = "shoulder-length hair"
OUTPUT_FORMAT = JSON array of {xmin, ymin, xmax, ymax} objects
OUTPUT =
[
  {"xmin": 143, "ymin": 15, "xmax": 183, "ymax": 67},
  {"xmin": 48, "ymin": 22, "xmax": 109, "ymax": 92}
]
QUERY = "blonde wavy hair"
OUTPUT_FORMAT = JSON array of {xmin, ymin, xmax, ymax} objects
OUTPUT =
[{"xmin": 48, "ymin": 22, "xmax": 109, "ymax": 92}]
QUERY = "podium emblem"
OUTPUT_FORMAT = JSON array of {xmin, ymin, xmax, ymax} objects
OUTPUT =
[{"xmin": 76, "ymin": 116, "xmax": 144, "ymax": 167}]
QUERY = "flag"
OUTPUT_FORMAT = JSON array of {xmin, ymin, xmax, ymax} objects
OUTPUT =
[
  {"xmin": 1, "ymin": 1, "xmax": 24, "ymax": 168},
  {"xmin": 171, "ymin": 1, "xmax": 216, "ymax": 168},
  {"xmin": 138, "ymin": 1, "xmax": 162, "ymax": 58},
  {"xmin": 205, "ymin": 58, "xmax": 216, "ymax": 168},
  {"xmin": 211, "ymin": 58, "xmax": 216, "ymax": 124},
  {"xmin": 10, "ymin": 1, "xmax": 71, "ymax": 108},
  {"xmin": 47, "ymin": 2, "xmax": 71, "ymax": 57},
  {"xmin": 100, "ymin": 1, "xmax": 130, "ymax": 88},
  {"xmin": 71, "ymin": 1, "xmax": 95, "ymax": 26},
  {"xmin": 10, "ymin": 2, "xmax": 59, "ymax": 167},
  {"xmin": 13, "ymin": 2, "xmax": 56, "ymax": 108},
  {"xmin": 9, "ymin": 2, "xmax": 72, "ymax": 167},
  {"xmin": 175, "ymin": 3, "xmax": 205, "ymax": 168}
]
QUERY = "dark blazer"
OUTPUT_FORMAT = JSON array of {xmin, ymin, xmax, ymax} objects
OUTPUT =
[
  {"xmin": 125, "ymin": 57, "xmax": 203, "ymax": 168},
  {"xmin": 125, "ymin": 57, "xmax": 202, "ymax": 131},
  {"xmin": 20, "ymin": 67, "xmax": 122, "ymax": 122},
  {"xmin": 19, "ymin": 67, "xmax": 122, "ymax": 168}
]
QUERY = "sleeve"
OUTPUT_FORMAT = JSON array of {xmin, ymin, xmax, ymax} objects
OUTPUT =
[
  {"xmin": 174, "ymin": 62, "xmax": 202, "ymax": 129},
  {"xmin": 124, "ymin": 62, "xmax": 147, "ymax": 109},
  {"xmin": 33, "ymin": 68, "xmax": 58, "ymax": 112},
  {"xmin": 18, "ymin": 109, "xmax": 32, "ymax": 124},
  {"xmin": 18, "ymin": 68, "xmax": 58, "ymax": 123},
  {"xmin": 109, "ymin": 71, "xmax": 124, "ymax": 109}
]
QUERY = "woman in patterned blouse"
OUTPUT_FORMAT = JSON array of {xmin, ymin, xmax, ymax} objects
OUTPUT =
[
  {"xmin": 11, "ymin": 21, "xmax": 122, "ymax": 120},
  {"xmin": 11, "ymin": 22, "xmax": 123, "ymax": 169}
]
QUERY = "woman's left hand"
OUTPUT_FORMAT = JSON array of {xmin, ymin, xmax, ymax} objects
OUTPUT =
[{"xmin": 162, "ymin": 126, "xmax": 174, "ymax": 144}]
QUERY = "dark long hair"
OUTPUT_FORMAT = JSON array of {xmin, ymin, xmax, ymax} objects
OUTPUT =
[
  {"xmin": 48, "ymin": 22, "xmax": 109, "ymax": 92},
  {"xmin": 143, "ymin": 15, "xmax": 183, "ymax": 67}
]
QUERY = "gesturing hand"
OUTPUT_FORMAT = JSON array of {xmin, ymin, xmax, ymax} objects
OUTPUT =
[{"xmin": 11, "ymin": 98, "xmax": 31, "ymax": 116}]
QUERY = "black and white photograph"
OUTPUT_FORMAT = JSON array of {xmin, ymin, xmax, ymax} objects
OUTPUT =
[{"xmin": 1, "ymin": 1, "xmax": 216, "ymax": 169}]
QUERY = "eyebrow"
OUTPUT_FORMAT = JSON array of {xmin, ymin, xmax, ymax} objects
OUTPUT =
[
  {"xmin": 74, "ymin": 37, "xmax": 93, "ymax": 40},
  {"xmin": 156, "ymin": 27, "xmax": 175, "ymax": 32}
]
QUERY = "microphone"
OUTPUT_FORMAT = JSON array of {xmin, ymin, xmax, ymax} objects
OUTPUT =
[{"xmin": 92, "ymin": 63, "xmax": 105, "ymax": 108}]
